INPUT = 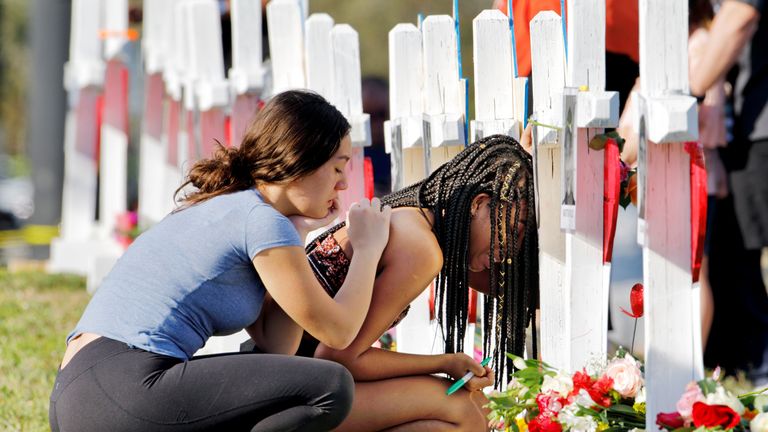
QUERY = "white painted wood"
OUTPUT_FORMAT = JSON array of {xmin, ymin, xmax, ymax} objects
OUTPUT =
[
  {"xmin": 142, "ymin": 0, "xmax": 171, "ymax": 75},
  {"xmin": 230, "ymin": 0, "xmax": 266, "ymax": 147},
  {"xmin": 163, "ymin": 0, "xmax": 191, "ymax": 102},
  {"xmin": 266, "ymin": 0, "xmax": 306, "ymax": 94},
  {"xmin": 230, "ymin": 0, "xmax": 266, "ymax": 95},
  {"xmin": 305, "ymin": 14, "xmax": 335, "ymax": 99},
  {"xmin": 529, "ymin": 11, "xmax": 565, "ymax": 147},
  {"xmin": 563, "ymin": 0, "xmax": 616, "ymax": 371},
  {"xmin": 331, "ymin": 24, "xmax": 370, "ymax": 147},
  {"xmin": 50, "ymin": 0, "xmax": 106, "ymax": 275},
  {"xmin": 637, "ymin": 0, "xmax": 702, "ymax": 426},
  {"xmin": 138, "ymin": 72, "xmax": 167, "ymax": 225},
  {"xmin": 422, "ymin": 15, "xmax": 465, "ymax": 174},
  {"xmin": 384, "ymin": 23, "xmax": 424, "ymax": 191},
  {"xmin": 64, "ymin": 0, "xmax": 105, "ymax": 91},
  {"xmin": 529, "ymin": 10, "xmax": 568, "ymax": 370},
  {"xmin": 186, "ymin": 0, "xmax": 229, "ymax": 113},
  {"xmin": 102, "ymin": 0, "xmax": 128, "ymax": 61},
  {"xmin": 471, "ymin": 9, "xmax": 520, "ymax": 142},
  {"xmin": 59, "ymin": 89, "xmax": 100, "ymax": 243}
]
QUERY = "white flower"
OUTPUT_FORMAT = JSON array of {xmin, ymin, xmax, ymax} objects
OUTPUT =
[
  {"xmin": 704, "ymin": 386, "xmax": 745, "ymax": 414},
  {"xmin": 573, "ymin": 389, "xmax": 597, "ymax": 408},
  {"xmin": 635, "ymin": 387, "xmax": 646, "ymax": 404},
  {"xmin": 542, "ymin": 372, "xmax": 574, "ymax": 398},
  {"xmin": 755, "ymin": 394, "xmax": 768, "ymax": 413},
  {"xmin": 604, "ymin": 354, "xmax": 644, "ymax": 398},
  {"xmin": 512, "ymin": 356, "xmax": 528, "ymax": 371},
  {"xmin": 559, "ymin": 404, "xmax": 598, "ymax": 432},
  {"xmin": 752, "ymin": 412, "xmax": 768, "ymax": 432}
]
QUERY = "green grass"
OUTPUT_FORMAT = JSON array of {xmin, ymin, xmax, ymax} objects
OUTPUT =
[{"xmin": 0, "ymin": 270, "xmax": 88, "ymax": 431}]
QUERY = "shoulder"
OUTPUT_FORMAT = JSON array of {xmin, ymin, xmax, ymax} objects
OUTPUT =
[{"xmin": 381, "ymin": 208, "xmax": 443, "ymax": 276}]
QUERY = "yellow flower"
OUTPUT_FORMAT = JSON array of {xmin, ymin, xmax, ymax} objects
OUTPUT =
[
  {"xmin": 633, "ymin": 402, "xmax": 646, "ymax": 414},
  {"xmin": 516, "ymin": 416, "xmax": 529, "ymax": 432},
  {"xmin": 597, "ymin": 422, "xmax": 609, "ymax": 432}
]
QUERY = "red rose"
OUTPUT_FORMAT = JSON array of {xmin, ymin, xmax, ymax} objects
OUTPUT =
[
  {"xmin": 621, "ymin": 283, "xmax": 644, "ymax": 318},
  {"xmin": 529, "ymin": 415, "xmax": 562, "ymax": 432},
  {"xmin": 692, "ymin": 402, "xmax": 741, "ymax": 429},
  {"xmin": 656, "ymin": 411, "xmax": 685, "ymax": 429}
]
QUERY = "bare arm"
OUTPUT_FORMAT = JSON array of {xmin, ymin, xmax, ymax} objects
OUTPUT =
[
  {"xmin": 245, "ymin": 292, "xmax": 302, "ymax": 355},
  {"xmin": 690, "ymin": 0, "xmax": 760, "ymax": 96},
  {"xmin": 253, "ymin": 200, "xmax": 391, "ymax": 350},
  {"xmin": 314, "ymin": 219, "xmax": 489, "ymax": 384}
]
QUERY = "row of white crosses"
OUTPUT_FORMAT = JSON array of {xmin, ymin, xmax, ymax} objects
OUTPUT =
[
  {"xmin": 529, "ymin": 0, "xmax": 703, "ymax": 426},
  {"xmin": 49, "ymin": 0, "xmax": 130, "ymax": 292}
]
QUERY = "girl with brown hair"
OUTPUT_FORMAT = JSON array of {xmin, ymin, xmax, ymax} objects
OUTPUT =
[{"xmin": 49, "ymin": 90, "xmax": 391, "ymax": 431}]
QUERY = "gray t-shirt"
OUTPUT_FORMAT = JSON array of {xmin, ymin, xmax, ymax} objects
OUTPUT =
[
  {"xmin": 733, "ymin": 0, "xmax": 768, "ymax": 142},
  {"xmin": 68, "ymin": 189, "xmax": 302, "ymax": 359}
]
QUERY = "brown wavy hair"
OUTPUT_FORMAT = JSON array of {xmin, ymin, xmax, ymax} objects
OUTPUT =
[{"xmin": 176, "ymin": 90, "xmax": 351, "ymax": 207}]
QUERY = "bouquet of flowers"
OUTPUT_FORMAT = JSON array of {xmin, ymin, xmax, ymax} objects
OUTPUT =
[
  {"xmin": 486, "ymin": 349, "xmax": 646, "ymax": 432},
  {"xmin": 656, "ymin": 368, "xmax": 768, "ymax": 432}
]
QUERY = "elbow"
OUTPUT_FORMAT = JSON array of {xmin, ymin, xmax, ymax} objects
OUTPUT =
[
  {"xmin": 315, "ymin": 343, "xmax": 360, "ymax": 371},
  {"xmin": 322, "ymin": 329, "xmax": 356, "ymax": 351}
]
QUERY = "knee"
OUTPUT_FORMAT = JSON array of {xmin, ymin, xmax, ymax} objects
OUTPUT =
[
  {"xmin": 450, "ymin": 391, "xmax": 490, "ymax": 431},
  {"xmin": 313, "ymin": 360, "xmax": 354, "ymax": 429}
]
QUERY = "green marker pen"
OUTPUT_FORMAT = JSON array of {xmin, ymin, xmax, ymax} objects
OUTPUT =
[{"xmin": 445, "ymin": 357, "xmax": 492, "ymax": 395}]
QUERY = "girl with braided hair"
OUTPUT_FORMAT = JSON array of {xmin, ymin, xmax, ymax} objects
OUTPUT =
[
  {"xmin": 301, "ymin": 133, "xmax": 539, "ymax": 431},
  {"xmin": 50, "ymin": 90, "xmax": 392, "ymax": 431}
]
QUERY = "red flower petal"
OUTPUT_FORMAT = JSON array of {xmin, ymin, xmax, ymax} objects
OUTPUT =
[
  {"xmin": 629, "ymin": 283, "xmax": 644, "ymax": 317},
  {"xmin": 692, "ymin": 402, "xmax": 741, "ymax": 429},
  {"xmin": 656, "ymin": 412, "xmax": 686, "ymax": 430}
]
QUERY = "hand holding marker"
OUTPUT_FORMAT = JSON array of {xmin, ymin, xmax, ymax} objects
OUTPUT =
[{"xmin": 446, "ymin": 357, "xmax": 492, "ymax": 395}]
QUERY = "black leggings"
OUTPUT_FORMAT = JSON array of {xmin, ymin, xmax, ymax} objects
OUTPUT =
[{"xmin": 49, "ymin": 337, "xmax": 353, "ymax": 432}]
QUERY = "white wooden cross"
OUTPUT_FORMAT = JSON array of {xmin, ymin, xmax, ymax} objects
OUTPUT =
[
  {"xmin": 49, "ymin": 0, "xmax": 106, "ymax": 275},
  {"xmin": 85, "ymin": 0, "xmax": 133, "ymax": 293},
  {"xmin": 97, "ymin": 0, "xmax": 129, "ymax": 240},
  {"xmin": 229, "ymin": 0, "xmax": 267, "ymax": 148},
  {"xmin": 530, "ymin": 10, "xmax": 568, "ymax": 371},
  {"xmin": 636, "ymin": 0, "xmax": 702, "ymax": 425},
  {"xmin": 561, "ymin": 0, "xmax": 619, "ymax": 371}
]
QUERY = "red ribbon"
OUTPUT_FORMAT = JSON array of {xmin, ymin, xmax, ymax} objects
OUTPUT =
[
  {"xmin": 603, "ymin": 138, "xmax": 621, "ymax": 263},
  {"xmin": 468, "ymin": 287, "xmax": 477, "ymax": 323},
  {"xmin": 685, "ymin": 142, "xmax": 707, "ymax": 283},
  {"xmin": 363, "ymin": 156, "xmax": 374, "ymax": 200}
]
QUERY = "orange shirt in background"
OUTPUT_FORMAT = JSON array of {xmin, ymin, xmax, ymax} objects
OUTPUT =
[{"xmin": 493, "ymin": 0, "xmax": 638, "ymax": 78}]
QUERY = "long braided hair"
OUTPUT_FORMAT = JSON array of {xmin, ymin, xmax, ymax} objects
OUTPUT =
[{"xmin": 382, "ymin": 134, "xmax": 539, "ymax": 385}]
